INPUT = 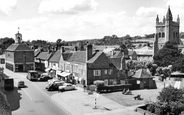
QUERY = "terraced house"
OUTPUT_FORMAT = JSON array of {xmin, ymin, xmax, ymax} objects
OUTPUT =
[{"xmin": 57, "ymin": 44, "xmax": 120, "ymax": 85}]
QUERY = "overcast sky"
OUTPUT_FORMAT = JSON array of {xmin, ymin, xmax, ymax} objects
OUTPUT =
[{"xmin": 0, "ymin": 0, "xmax": 184, "ymax": 42}]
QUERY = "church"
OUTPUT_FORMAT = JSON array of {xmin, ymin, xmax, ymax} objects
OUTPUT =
[
  {"xmin": 5, "ymin": 30, "xmax": 34, "ymax": 72},
  {"xmin": 153, "ymin": 6, "xmax": 182, "ymax": 56}
]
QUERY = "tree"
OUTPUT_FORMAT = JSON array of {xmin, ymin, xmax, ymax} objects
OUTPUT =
[
  {"xmin": 153, "ymin": 41, "xmax": 182, "ymax": 69},
  {"xmin": 157, "ymin": 86, "xmax": 184, "ymax": 102}
]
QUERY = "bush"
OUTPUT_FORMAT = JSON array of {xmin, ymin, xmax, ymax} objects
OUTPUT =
[{"xmin": 93, "ymin": 80, "xmax": 105, "ymax": 87}]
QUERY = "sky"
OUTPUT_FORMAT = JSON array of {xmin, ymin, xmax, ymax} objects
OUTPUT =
[{"xmin": 0, "ymin": 0, "xmax": 184, "ymax": 42}]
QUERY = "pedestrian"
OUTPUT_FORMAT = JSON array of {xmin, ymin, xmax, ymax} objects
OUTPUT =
[{"xmin": 83, "ymin": 84, "xmax": 86, "ymax": 92}]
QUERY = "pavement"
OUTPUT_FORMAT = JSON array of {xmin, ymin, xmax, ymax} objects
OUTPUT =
[{"xmin": 51, "ymin": 87, "xmax": 143, "ymax": 115}]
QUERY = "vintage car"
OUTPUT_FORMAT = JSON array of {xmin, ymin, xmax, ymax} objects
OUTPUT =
[
  {"xmin": 18, "ymin": 81, "xmax": 25, "ymax": 88},
  {"xmin": 46, "ymin": 81, "xmax": 65, "ymax": 91},
  {"xmin": 58, "ymin": 83, "xmax": 76, "ymax": 92}
]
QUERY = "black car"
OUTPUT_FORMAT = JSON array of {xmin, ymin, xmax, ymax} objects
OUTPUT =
[{"xmin": 46, "ymin": 81, "xmax": 64, "ymax": 91}]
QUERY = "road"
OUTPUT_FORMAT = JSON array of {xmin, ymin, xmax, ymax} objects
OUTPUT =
[{"xmin": 1, "ymin": 65, "xmax": 69, "ymax": 115}]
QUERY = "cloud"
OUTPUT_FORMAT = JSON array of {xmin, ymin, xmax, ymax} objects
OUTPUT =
[
  {"xmin": 0, "ymin": 0, "xmax": 17, "ymax": 15},
  {"xmin": 38, "ymin": 0, "xmax": 98, "ymax": 14}
]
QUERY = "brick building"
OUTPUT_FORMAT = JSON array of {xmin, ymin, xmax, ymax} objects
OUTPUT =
[{"xmin": 5, "ymin": 31, "xmax": 34, "ymax": 72}]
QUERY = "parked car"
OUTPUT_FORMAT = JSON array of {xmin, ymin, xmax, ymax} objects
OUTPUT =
[
  {"xmin": 26, "ymin": 70, "xmax": 40, "ymax": 81},
  {"xmin": 37, "ymin": 73, "xmax": 52, "ymax": 81},
  {"xmin": 58, "ymin": 83, "xmax": 76, "ymax": 92},
  {"xmin": 46, "ymin": 81, "xmax": 65, "ymax": 91},
  {"xmin": 18, "ymin": 81, "xmax": 25, "ymax": 88}
]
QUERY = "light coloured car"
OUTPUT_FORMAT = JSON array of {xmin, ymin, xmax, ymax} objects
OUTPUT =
[
  {"xmin": 18, "ymin": 81, "xmax": 25, "ymax": 88},
  {"xmin": 58, "ymin": 83, "xmax": 76, "ymax": 91}
]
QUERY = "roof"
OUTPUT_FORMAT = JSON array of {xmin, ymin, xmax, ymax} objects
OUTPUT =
[
  {"xmin": 34, "ymin": 48, "xmax": 42, "ymax": 57},
  {"xmin": 62, "ymin": 52, "xmax": 73, "ymax": 61},
  {"xmin": 134, "ymin": 46, "xmax": 153, "ymax": 56},
  {"xmin": 110, "ymin": 50, "xmax": 124, "ymax": 58},
  {"xmin": 110, "ymin": 58, "xmax": 121, "ymax": 70},
  {"xmin": 36, "ymin": 51, "xmax": 54, "ymax": 61},
  {"xmin": 6, "ymin": 43, "xmax": 33, "ymax": 51},
  {"xmin": 49, "ymin": 50, "xmax": 62, "ymax": 63},
  {"xmin": 132, "ymin": 68, "xmax": 153, "ymax": 79},
  {"xmin": 68, "ymin": 51, "xmax": 86, "ymax": 63},
  {"xmin": 87, "ymin": 52, "xmax": 102, "ymax": 63},
  {"xmin": 128, "ymin": 50, "xmax": 136, "ymax": 56}
]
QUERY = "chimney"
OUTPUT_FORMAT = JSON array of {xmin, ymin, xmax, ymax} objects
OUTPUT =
[
  {"xmin": 86, "ymin": 44, "xmax": 93, "ymax": 61},
  {"xmin": 60, "ymin": 46, "xmax": 65, "ymax": 53}
]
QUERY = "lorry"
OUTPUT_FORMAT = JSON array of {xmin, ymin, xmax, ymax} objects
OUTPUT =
[{"xmin": 4, "ymin": 78, "xmax": 14, "ymax": 90}]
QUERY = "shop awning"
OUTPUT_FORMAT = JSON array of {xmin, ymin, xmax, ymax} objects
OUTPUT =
[
  {"xmin": 57, "ymin": 71, "xmax": 71, "ymax": 77},
  {"xmin": 45, "ymin": 68, "xmax": 51, "ymax": 72}
]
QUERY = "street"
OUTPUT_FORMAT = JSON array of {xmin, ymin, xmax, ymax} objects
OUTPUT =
[{"xmin": 1, "ymin": 64, "xmax": 69, "ymax": 115}]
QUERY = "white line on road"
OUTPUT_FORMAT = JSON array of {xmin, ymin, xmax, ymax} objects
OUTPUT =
[{"xmin": 22, "ymin": 89, "xmax": 33, "ymax": 100}]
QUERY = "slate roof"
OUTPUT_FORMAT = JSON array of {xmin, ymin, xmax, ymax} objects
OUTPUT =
[
  {"xmin": 68, "ymin": 51, "xmax": 86, "ymax": 63},
  {"xmin": 49, "ymin": 50, "xmax": 62, "ymax": 63},
  {"xmin": 36, "ymin": 52, "xmax": 54, "ymax": 60},
  {"xmin": 132, "ymin": 68, "xmax": 153, "ymax": 79},
  {"xmin": 6, "ymin": 43, "xmax": 33, "ymax": 51}
]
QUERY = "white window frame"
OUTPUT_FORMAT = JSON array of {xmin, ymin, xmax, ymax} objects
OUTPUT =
[
  {"xmin": 93, "ymin": 70, "xmax": 101, "ymax": 76},
  {"xmin": 104, "ymin": 69, "xmax": 108, "ymax": 74}
]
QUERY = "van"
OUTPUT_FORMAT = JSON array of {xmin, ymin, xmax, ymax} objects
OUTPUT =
[{"xmin": 26, "ymin": 70, "xmax": 40, "ymax": 81}]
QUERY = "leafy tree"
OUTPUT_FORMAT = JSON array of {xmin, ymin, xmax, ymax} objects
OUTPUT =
[
  {"xmin": 157, "ymin": 86, "xmax": 184, "ymax": 102},
  {"xmin": 153, "ymin": 41, "xmax": 182, "ymax": 70}
]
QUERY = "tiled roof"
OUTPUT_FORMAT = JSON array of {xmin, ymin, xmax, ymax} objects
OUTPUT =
[
  {"xmin": 110, "ymin": 58, "xmax": 121, "ymax": 70},
  {"xmin": 110, "ymin": 50, "xmax": 124, "ymax": 58},
  {"xmin": 36, "ymin": 51, "xmax": 54, "ymax": 60},
  {"xmin": 68, "ymin": 51, "xmax": 86, "ymax": 63},
  {"xmin": 6, "ymin": 43, "xmax": 33, "ymax": 51},
  {"xmin": 132, "ymin": 68, "xmax": 152, "ymax": 79},
  {"xmin": 62, "ymin": 52, "xmax": 73, "ymax": 61},
  {"xmin": 49, "ymin": 50, "xmax": 62, "ymax": 63},
  {"xmin": 87, "ymin": 52, "xmax": 102, "ymax": 63}
]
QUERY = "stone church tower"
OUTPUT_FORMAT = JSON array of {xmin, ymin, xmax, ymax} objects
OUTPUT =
[{"xmin": 153, "ymin": 6, "xmax": 180, "ymax": 56}]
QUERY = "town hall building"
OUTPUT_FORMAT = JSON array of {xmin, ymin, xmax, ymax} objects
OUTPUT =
[{"xmin": 5, "ymin": 30, "xmax": 34, "ymax": 72}]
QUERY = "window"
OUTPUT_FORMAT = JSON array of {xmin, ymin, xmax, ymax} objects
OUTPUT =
[
  {"xmin": 104, "ymin": 69, "xmax": 108, "ymax": 74},
  {"xmin": 108, "ymin": 69, "xmax": 113, "ymax": 75},
  {"xmin": 93, "ymin": 70, "xmax": 101, "ymax": 76},
  {"xmin": 162, "ymin": 32, "xmax": 165, "ymax": 38},
  {"xmin": 159, "ymin": 33, "xmax": 161, "ymax": 37}
]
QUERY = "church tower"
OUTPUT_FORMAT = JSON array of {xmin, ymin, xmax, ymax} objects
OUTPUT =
[
  {"xmin": 15, "ymin": 28, "xmax": 22, "ymax": 44},
  {"xmin": 154, "ymin": 6, "xmax": 180, "ymax": 56}
]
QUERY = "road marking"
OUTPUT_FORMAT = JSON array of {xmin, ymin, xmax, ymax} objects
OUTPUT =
[{"xmin": 22, "ymin": 89, "xmax": 33, "ymax": 100}]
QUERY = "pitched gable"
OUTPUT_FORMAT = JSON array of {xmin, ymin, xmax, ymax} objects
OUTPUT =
[
  {"xmin": 49, "ymin": 50, "xmax": 62, "ymax": 63},
  {"xmin": 87, "ymin": 52, "xmax": 115, "ymax": 68},
  {"xmin": 132, "ymin": 68, "xmax": 152, "ymax": 79}
]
